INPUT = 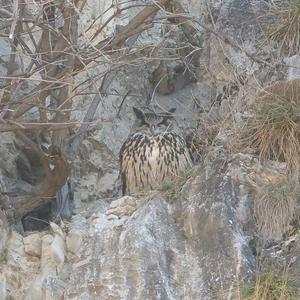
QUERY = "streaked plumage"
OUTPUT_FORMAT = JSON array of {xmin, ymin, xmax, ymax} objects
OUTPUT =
[{"xmin": 120, "ymin": 107, "xmax": 193, "ymax": 195}]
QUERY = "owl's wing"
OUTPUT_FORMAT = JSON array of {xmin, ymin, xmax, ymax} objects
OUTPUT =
[
  {"xmin": 119, "ymin": 134, "xmax": 142, "ymax": 195},
  {"xmin": 119, "ymin": 139, "xmax": 128, "ymax": 195}
]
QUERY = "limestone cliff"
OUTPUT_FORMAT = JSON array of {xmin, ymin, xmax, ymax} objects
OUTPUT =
[{"xmin": 0, "ymin": 0, "xmax": 300, "ymax": 299}]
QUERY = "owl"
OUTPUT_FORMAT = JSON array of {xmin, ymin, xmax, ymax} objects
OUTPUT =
[{"xmin": 119, "ymin": 107, "xmax": 193, "ymax": 195}]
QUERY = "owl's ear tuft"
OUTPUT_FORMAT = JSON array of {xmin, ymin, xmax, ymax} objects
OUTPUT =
[
  {"xmin": 133, "ymin": 107, "xmax": 145, "ymax": 121},
  {"xmin": 160, "ymin": 107, "xmax": 176, "ymax": 124}
]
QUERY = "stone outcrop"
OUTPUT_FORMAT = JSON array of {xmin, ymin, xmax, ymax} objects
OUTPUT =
[
  {"xmin": 0, "ymin": 0, "xmax": 300, "ymax": 299},
  {"xmin": 2, "ymin": 143, "xmax": 296, "ymax": 299},
  {"xmin": 0, "ymin": 145, "xmax": 262, "ymax": 300}
]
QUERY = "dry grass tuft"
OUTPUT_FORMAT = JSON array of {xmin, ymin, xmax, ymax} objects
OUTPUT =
[
  {"xmin": 240, "ymin": 79, "xmax": 300, "ymax": 176},
  {"xmin": 240, "ymin": 271, "xmax": 298, "ymax": 300},
  {"xmin": 160, "ymin": 170, "xmax": 192, "ymax": 203},
  {"xmin": 267, "ymin": 0, "xmax": 300, "ymax": 54},
  {"xmin": 187, "ymin": 111, "xmax": 222, "ymax": 161},
  {"xmin": 254, "ymin": 178, "xmax": 299, "ymax": 241}
]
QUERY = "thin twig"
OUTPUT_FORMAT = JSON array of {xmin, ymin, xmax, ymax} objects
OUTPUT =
[
  {"xmin": 116, "ymin": 89, "xmax": 132, "ymax": 118},
  {"xmin": 0, "ymin": 121, "xmax": 91, "ymax": 132}
]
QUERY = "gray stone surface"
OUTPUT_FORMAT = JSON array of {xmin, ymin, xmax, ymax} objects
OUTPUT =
[
  {"xmin": 64, "ymin": 147, "xmax": 255, "ymax": 300},
  {"xmin": 1, "ymin": 0, "xmax": 300, "ymax": 298}
]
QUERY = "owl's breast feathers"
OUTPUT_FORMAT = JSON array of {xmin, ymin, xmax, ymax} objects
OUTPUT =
[{"xmin": 120, "ymin": 132, "xmax": 193, "ymax": 195}]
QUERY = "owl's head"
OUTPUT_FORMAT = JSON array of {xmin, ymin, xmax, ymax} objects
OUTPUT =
[{"xmin": 132, "ymin": 107, "xmax": 176, "ymax": 135}]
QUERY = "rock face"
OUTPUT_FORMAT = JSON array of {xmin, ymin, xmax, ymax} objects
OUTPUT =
[
  {"xmin": 0, "ymin": 146, "xmax": 259, "ymax": 300},
  {"xmin": 1, "ymin": 0, "xmax": 300, "ymax": 298}
]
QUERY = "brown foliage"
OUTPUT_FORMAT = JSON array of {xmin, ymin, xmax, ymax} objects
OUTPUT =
[
  {"xmin": 2, "ymin": 144, "xmax": 69, "ymax": 223},
  {"xmin": 239, "ymin": 271, "xmax": 298, "ymax": 300},
  {"xmin": 0, "ymin": 0, "xmax": 172, "ymax": 222},
  {"xmin": 240, "ymin": 79, "xmax": 300, "ymax": 176},
  {"xmin": 254, "ymin": 178, "xmax": 298, "ymax": 241},
  {"xmin": 267, "ymin": 0, "xmax": 300, "ymax": 55}
]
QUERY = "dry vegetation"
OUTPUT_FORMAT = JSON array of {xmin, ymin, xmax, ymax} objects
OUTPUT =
[
  {"xmin": 160, "ymin": 169, "xmax": 192, "ymax": 203},
  {"xmin": 0, "ymin": 0, "xmax": 184, "ymax": 223},
  {"xmin": 254, "ymin": 177, "xmax": 299, "ymax": 241},
  {"xmin": 239, "ymin": 80, "xmax": 300, "ymax": 242},
  {"xmin": 239, "ymin": 79, "xmax": 300, "ymax": 177},
  {"xmin": 187, "ymin": 111, "xmax": 223, "ymax": 161},
  {"xmin": 239, "ymin": 271, "xmax": 298, "ymax": 300},
  {"xmin": 267, "ymin": 0, "xmax": 300, "ymax": 54}
]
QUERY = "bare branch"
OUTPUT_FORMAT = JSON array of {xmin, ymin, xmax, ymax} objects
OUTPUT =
[
  {"xmin": 0, "ymin": 121, "xmax": 86, "ymax": 132},
  {"xmin": 2, "ymin": 146, "xmax": 69, "ymax": 223}
]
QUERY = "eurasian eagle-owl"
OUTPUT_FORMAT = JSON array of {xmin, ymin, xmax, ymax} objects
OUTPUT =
[{"xmin": 120, "ymin": 107, "xmax": 193, "ymax": 195}]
